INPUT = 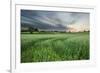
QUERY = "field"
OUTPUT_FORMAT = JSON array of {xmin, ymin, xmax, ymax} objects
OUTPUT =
[{"xmin": 21, "ymin": 32, "xmax": 89, "ymax": 63}]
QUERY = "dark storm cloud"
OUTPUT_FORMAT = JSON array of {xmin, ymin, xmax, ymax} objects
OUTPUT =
[{"xmin": 21, "ymin": 10, "xmax": 89, "ymax": 31}]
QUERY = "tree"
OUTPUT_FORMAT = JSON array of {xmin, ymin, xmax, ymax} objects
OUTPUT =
[
  {"xmin": 34, "ymin": 28, "xmax": 39, "ymax": 32},
  {"xmin": 28, "ymin": 27, "xmax": 33, "ymax": 34}
]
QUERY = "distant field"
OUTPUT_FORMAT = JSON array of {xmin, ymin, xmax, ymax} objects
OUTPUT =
[{"xmin": 21, "ymin": 32, "xmax": 89, "ymax": 63}]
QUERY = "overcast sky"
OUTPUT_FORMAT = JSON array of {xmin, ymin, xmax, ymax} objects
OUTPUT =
[{"xmin": 21, "ymin": 10, "xmax": 90, "ymax": 32}]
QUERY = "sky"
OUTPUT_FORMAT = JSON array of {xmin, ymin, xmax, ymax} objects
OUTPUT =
[{"xmin": 21, "ymin": 10, "xmax": 90, "ymax": 32}]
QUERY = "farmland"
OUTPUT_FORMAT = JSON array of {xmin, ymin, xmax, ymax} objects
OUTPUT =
[{"xmin": 21, "ymin": 32, "xmax": 89, "ymax": 63}]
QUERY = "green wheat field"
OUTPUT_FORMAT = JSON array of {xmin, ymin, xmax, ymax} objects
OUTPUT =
[{"xmin": 21, "ymin": 32, "xmax": 89, "ymax": 63}]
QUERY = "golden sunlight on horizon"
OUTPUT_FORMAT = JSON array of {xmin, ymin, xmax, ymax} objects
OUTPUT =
[{"xmin": 67, "ymin": 24, "xmax": 89, "ymax": 32}]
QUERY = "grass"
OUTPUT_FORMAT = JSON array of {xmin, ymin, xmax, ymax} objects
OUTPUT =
[{"xmin": 21, "ymin": 32, "xmax": 90, "ymax": 63}]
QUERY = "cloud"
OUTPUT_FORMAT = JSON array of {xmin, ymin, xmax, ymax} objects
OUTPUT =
[{"xmin": 21, "ymin": 10, "xmax": 89, "ymax": 31}]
